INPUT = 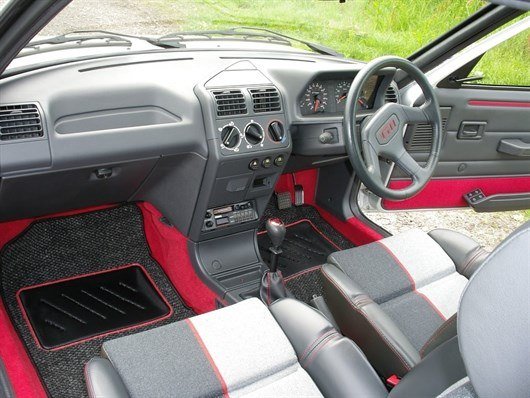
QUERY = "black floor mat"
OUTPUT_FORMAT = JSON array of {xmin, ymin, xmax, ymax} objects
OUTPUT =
[
  {"xmin": 19, "ymin": 265, "xmax": 171, "ymax": 350},
  {"xmin": 258, "ymin": 203, "xmax": 355, "ymax": 301},
  {"xmin": 285, "ymin": 266, "xmax": 324, "ymax": 304},
  {"xmin": 0, "ymin": 204, "xmax": 194, "ymax": 397},
  {"xmin": 258, "ymin": 221, "xmax": 339, "ymax": 277}
]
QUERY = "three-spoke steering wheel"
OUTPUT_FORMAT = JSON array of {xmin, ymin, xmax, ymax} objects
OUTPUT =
[{"xmin": 343, "ymin": 56, "xmax": 442, "ymax": 200}]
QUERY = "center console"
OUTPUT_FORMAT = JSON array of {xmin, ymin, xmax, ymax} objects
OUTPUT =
[{"xmin": 189, "ymin": 62, "xmax": 292, "ymax": 304}]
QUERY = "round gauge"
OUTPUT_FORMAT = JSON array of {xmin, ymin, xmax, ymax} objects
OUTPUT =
[
  {"xmin": 357, "ymin": 75, "xmax": 378, "ymax": 110},
  {"xmin": 335, "ymin": 81, "xmax": 351, "ymax": 105},
  {"xmin": 357, "ymin": 96, "xmax": 369, "ymax": 109},
  {"xmin": 300, "ymin": 82, "xmax": 328, "ymax": 114}
]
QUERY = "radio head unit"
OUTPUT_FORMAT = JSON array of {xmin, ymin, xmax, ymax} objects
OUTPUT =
[{"xmin": 202, "ymin": 200, "xmax": 258, "ymax": 231}]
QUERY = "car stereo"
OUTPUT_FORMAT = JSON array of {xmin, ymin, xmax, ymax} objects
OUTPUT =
[{"xmin": 202, "ymin": 200, "xmax": 258, "ymax": 231}]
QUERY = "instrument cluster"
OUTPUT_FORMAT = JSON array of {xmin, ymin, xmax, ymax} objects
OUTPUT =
[{"xmin": 299, "ymin": 75, "xmax": 379, "ymax": 116}]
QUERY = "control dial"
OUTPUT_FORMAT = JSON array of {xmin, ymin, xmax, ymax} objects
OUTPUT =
[
  {"xmin": 268, "ymin": 121, "xmax": 285, "ymax": 142},
  {"xmin": 220, "ymin": 125, "xmax": 241, "ymax": 149},
  {"xmin": 244, "ymin": 123, "xmax": 264, "ymax": 146}
]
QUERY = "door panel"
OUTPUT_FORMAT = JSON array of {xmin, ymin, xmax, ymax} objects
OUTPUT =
[
  {"xmin": 383, "ymin": 87, "xmax": 530, "ymax": 211},
  {"xmin": 383, "ymin": 176, "xmax": 530, "ymax": 210}
]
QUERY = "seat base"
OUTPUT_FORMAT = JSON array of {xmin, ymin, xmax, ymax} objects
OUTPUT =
[
  {"xmin": 85, "ymin": 298, "xmax": 387, "ymax": 398},
  {"xmin": 323, "ymin": 229, "xmax": 472, "ymax": 378}
]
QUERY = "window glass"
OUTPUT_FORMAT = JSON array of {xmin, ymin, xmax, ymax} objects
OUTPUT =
[
  {"xmin": 465, "ymin": 25, "xmax": 529, "ymax": 86},
  {"xmin": 0, "ymin": 0, "xmax": 486, "ymax": 71}
]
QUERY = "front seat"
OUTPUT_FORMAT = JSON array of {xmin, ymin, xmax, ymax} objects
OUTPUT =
[
  {"xmin": 321, "ymin": 228, "xmax": 489, "ymax": 378},
  {"xmin": 84, "ymin": 222, "xmax": 528, "ymax": 397},
  {"xmin": 85, "ymin": 297, "xmax": 388, "ymax": 398}
]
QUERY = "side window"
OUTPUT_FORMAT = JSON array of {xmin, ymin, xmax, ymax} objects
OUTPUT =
[{"xmin": 464, "ymin": 27, "xmax": 530, "ymax": 87}]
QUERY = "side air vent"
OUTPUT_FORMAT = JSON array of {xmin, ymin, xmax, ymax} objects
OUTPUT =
[
  {"xmin": 0, "ymin": 103, "xmax": 44, "ymax": 141},
  {"xmin": 405, "ymin": 117, "xmax": 448, "ymax": 152},
  {"xmin": 384, "ymin": 85, "xmax": 398, "ymax": 103},
  {"xmin": 250, "ymin": 87, "xmax": 281, "ymax": 113},
  {"xmin": 212, "ymin": 89, "xmax": 247, "ymax": 117}
]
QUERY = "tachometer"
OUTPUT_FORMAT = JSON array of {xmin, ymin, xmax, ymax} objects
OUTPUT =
[{"xmin": 300, "ymin": 82, "xmax": 328, "ymax": 114}]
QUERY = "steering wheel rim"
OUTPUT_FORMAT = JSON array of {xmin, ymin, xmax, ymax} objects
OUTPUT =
[{"xmin": 343, "ymin": 56, "xmax": 442, "ymax": 201}]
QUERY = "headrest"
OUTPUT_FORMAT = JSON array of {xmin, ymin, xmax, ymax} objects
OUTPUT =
[{"xmin": 458, "ymin": 221, "xmax": 529, "ymax": 398}]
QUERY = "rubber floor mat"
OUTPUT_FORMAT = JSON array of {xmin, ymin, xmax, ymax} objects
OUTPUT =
[
  {"xmin": 18, "ymin": 264, "xmax": 171, "ymax": 350},
  {"xmin": 0, "ymin": 204, "xmax": 194, "ymax": 397},
  {"xmin": 258, "ymin": 220, "xmax": 341, "ymax": 277}
]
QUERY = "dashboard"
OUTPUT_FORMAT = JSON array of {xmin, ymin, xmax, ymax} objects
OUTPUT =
[
  {"xmin": 0, "ymin": 48, "xmax": 397, "ymax": 243},
  {"xmin": 0, "ymin": 48, "xmax": 401, "ymax": 301}
]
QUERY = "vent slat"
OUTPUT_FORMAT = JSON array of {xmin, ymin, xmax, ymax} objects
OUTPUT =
[
  {"xmin": 385, "ymin": 86, "xmax": 398, "ymax": 103},
  {"xmin": 405, "ymin": 118, "xmax": 448, "ymax": 152},
  {"xmin": 0, "ymin": 104, "xmax": 44, "ymax": 141},
  {"xmin": 249, "ymin": 87, "xmax": 281, "ymax": 113},
  {"xmin": 212, "ymin": 89, "xmax": 247, "ymax": 117}
]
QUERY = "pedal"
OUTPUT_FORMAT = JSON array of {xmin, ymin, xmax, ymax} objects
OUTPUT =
[
  {"xmin": 294, "ymin": 184, "xmax": 304, "ymax": 206},
  {"xmin": 276, "ymin": 191, "xmax": 292, "ymax": 210}
]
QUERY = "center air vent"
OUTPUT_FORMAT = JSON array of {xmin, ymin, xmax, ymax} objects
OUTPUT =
[
  {"xmin": 212, "ymin": 89, "xmax": 247, "ymax": 117},
  {"xmin": 384, "ymin": 86, "xmax": 398, "ymax": 103},
  {"xmin": 0, "ymin": 103, "xmax": 44, "ymax": 141},
  {"xmin": 250, "ymin": 87, "xmax": 281, "ymax": 113}
]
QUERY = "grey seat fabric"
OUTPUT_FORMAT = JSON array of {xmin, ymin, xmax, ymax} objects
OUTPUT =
[
  {"xmin": 85, "ymin": 297, "xmax": 387, "ymax": 398},
  {"xmin": 85, "ymin": 222, "xmax": 528, "ymax": 398},
  {"xmin": 322, "ymin": 228, "xmax": 487, "ymax": 378}
]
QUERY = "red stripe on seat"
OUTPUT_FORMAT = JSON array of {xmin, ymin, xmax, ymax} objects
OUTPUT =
[
  {"xmin": 377, "ymin": 242, "xmax": 446, "ymax": 321},
  {"xmin": 185, "ymin": 319, "xmax": 230, "ymax": 398}
]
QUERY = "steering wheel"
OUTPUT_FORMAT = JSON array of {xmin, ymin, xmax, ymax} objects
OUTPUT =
[{"xmin": 343, "ymin": 56, "xmax": 442, "ymax": 200}]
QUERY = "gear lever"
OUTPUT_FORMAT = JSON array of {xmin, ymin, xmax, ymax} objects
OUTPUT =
[
  {"xmin": 266, "ymin": 218, "xmax": 286, "ymax": 272},
  {"xmin": 260, "ymin": 218, "xmax": 292, "ymax": 305}
]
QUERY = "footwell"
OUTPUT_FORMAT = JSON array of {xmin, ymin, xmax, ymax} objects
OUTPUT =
[{"xmin": 0, "ymin": 204, "xmax": 193, "ymax": 397}]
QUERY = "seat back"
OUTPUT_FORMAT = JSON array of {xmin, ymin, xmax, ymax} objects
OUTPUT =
[{"xmin": 458, "ymin": 221, "xmax": 529, "ymax": 398}]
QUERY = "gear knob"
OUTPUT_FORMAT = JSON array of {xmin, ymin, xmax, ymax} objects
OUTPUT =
[{"xmin": 266, "ymin": 218, "xmax": 286, "ymax": 249}]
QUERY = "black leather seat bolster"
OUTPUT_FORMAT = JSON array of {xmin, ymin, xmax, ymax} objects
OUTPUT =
[
  {"xmin": 389, "ymin": 337, "xmax": 467, "ymax": 398},
  {"xmin": 321, "ymin": 264, "xmax": 420, "ymax": 378},
  {"xmin": 85, "ymin": 357, "xmax": 129, "ymax": 398},
  {"xmin": 270, "ymin": 298, "xmax": 387, "ymax": 398},
  {"xmin": 419, "ymin": 314, "xmax": 457, "ymax": 358},
  {"xmin": 428, "ymin": 229, "xmax": 489, "ymax": 278}
]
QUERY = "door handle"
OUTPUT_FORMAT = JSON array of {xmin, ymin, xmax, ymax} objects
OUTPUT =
[
  {"xmin": 497, "ymin": 139, "xmax": 530, "ymax": 157},
  {"xmin": 457, "ymin": 121, "xmax": 486, "ymax": 140}
]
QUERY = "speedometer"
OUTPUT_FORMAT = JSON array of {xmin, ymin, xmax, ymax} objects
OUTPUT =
[{"xmin": 300, "ymin": 82, "xmax": 328, "ymax": 114}]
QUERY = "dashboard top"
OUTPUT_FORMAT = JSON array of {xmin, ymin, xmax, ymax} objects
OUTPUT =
[{"xmin": 0, "ymin": 49, "xmax": 397, "ymax": 176}]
